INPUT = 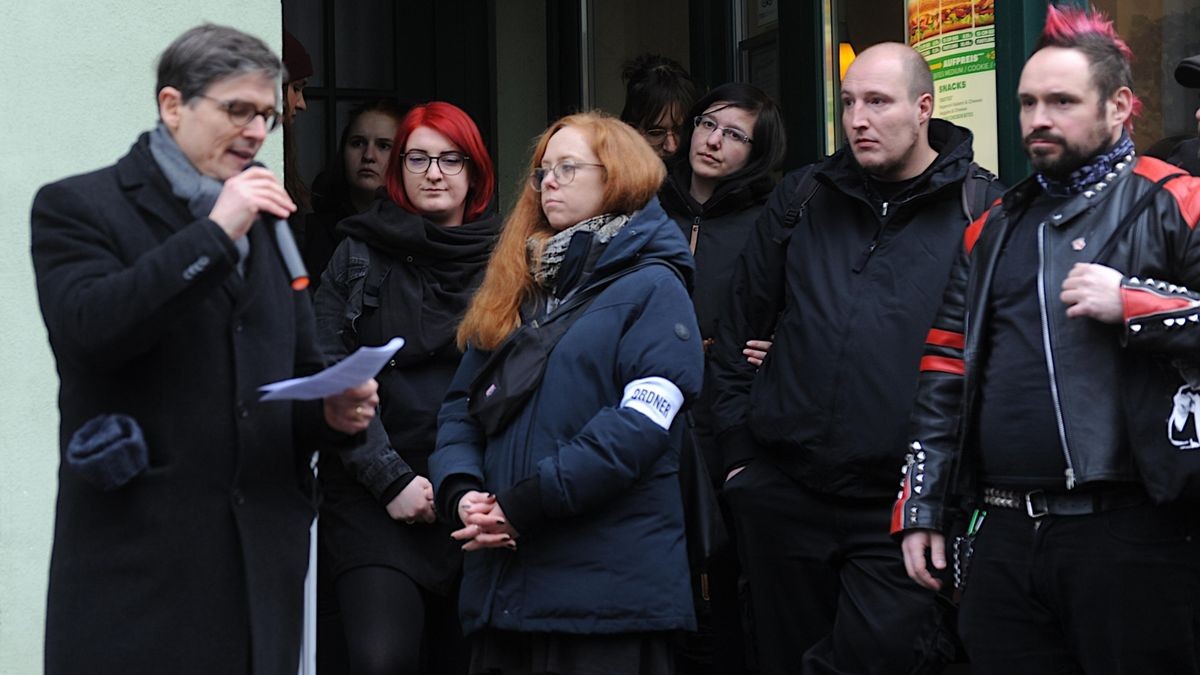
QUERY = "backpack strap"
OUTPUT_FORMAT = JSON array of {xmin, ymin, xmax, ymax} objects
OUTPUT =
[
  {"xmin": 348, "ymin": 237, "xmax": 391, "ymax": 312},
  {"xmin": 960, "ymin": 161, "xmax": 998, "ymax": 224},
  {"xmin": 782, "ymin": 165, "xmax": 822, "ymax": 228},
  {"xmin": 1090, "ymin": 172, "xmax": 1187, "ymax": 265}
]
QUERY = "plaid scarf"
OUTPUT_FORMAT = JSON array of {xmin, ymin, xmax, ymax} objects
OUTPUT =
[{"xmin": 528, "ymin": 212, "xmax": 628, "ymax": 287}]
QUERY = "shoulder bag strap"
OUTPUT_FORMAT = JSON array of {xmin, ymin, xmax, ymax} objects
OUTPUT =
[{"xmin": 1090, "ymin": 172, "xmax": 1186, "ymax": 265}]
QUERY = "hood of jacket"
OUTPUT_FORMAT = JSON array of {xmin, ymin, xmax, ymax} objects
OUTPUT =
[
  {"xmin": 817, "ymin": 118, "xmax": 978, "ymax": 203},
  {"xmin": 585, "ymin": 194, "xmax": 697, "ymax": 292}
]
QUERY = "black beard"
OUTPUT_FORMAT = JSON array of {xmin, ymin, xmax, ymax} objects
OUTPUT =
[{"xmin": 1028, "ymin": 142, "xmax": 1097, "ymax": 180}]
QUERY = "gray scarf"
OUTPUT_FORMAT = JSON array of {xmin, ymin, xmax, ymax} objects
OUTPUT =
[
  {"xmin": 528, "ymin": 212, "xmax": 628, "ymax": 287},
  {"xmin": 148, "ymin": 122, "xmax": 250, "ymax": 273}
]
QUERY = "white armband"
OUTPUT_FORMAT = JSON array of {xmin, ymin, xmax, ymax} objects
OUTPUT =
[{"xmin": 620, "ymin": 376, "xmax": 684, "ymax": 430}]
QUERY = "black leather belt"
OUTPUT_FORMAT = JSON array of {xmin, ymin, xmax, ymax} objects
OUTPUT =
[{"xmin": 981, "ymin": 486, "xmax": 1148, "ymax": 518}]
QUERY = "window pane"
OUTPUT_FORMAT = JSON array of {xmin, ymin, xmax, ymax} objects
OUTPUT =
[
  {"xmin": 334, "ymin": 0, "xmax": 396, "ymax": 89},
  {"xmin": 284, "ymin": 0, "xmax": 325, "ymax": 87},
  {"xmin": 293, "ymin": 98, "xmax": 327, "ymax": 187},
  {"xmin": 590, "ymin": 0, "xmax": 690, "ymax": 115},
  {"xmin": 1093, "ymin": 0, "xmax": 1200, "ymax": 158}
]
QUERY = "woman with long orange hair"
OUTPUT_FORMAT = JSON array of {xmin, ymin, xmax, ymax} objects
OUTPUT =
[{"xmin": 430, "ymin": 111, "xmax": 704, "ymax": 674}]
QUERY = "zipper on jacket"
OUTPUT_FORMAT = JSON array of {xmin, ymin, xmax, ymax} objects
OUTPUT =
[
  {"xmin": 1036, "ymin": 222, "xmax": 1078, "ymax": 490},
  {"xmin": 852, "ymin": 217, "xmax": 888, "ymax": 273},
  {"xmin": 689, "ymin": 216, "xmax": 701, "ymax": 255},
  {"xmin": 881, "ymin": 201, "xmax": 889, "ymax": 217},
  {"xmin": 853, "ymin": 240, "xmax": 879, "ymax": 273}
]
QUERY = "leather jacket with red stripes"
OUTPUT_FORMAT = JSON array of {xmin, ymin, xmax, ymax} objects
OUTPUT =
[{"xmin": 892, "ymin": 155, "xmax": 1200, "ymax": 534}]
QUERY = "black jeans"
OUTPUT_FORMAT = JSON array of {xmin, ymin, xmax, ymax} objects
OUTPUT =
[
  {"xmin": 959, "ymin": 502, "xmax": 1200, "ymax": 674},
  {"xmin": 724, "ymin": 460, "xmax": 939, "ymax": 675}
]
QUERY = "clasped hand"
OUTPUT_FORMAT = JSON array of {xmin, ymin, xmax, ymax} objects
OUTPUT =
[
  {"xmin": 452, "ymin": 491, "xmax": 518, "ymax": 551},
  {"xmin": 386, "ymin": 476, "xmax": 436, "ymax": 525}
]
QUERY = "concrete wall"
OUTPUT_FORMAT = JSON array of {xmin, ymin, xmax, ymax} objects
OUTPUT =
[{"xmin": 0, "ymin": 4, "xmax": 281, "ymax": 671}]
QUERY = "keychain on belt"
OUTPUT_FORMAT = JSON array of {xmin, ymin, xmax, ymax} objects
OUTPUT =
[{"xmin": 953, "ymin": 509, "xmax": 986, "ymax": 593}]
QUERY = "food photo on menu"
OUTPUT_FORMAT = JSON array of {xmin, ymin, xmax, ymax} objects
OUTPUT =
[{"xmin": 973, "ymin": 0, "xmax": 995, "ymax": 27}]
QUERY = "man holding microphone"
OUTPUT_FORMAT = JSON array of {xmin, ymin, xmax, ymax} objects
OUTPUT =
[{"xmin": 31, "ymin": 24, "xmax": 377, "ymax": 674}]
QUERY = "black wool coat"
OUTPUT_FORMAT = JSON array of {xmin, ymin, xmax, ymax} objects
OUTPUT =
[{"xmin": 31, "ymin": 134, "xmax": 343, "ymax": 675}]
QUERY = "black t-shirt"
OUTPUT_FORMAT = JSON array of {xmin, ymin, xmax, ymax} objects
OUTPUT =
[
  {"xmin": 977, "ymin": 192, "xmax": 1070, "ymax": 488},
  {"xmin": 872, "ymin": 173, "xmax": 922, "ymax": 200}
]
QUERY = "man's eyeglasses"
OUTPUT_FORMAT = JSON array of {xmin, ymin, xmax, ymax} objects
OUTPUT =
[
  {"xmin": 403, "ymin": 151, "xmax": 470, "ymax": 176},
  {"xmin": 195, "ymin": 95, "xmax": 281, "ymax": 132},
  {"xmin": 529, "ymin": 161, "xmax": 606, "ymax": 192},
  {"xmin": 693, "ymin": 115, "xmax": 753, "ymax": 145}
]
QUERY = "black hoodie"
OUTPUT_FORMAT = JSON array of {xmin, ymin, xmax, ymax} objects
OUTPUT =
[
  {"xmin": 708, "ymin": 119, "xmax": 1006, "ymax": 497},
  {"xmin": 659, "ymin": 159, "xmax": 776, "ymax": 341}
]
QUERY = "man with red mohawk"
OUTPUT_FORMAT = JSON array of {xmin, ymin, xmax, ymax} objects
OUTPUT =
[{"xmin": 895, "ymin": 5, "xmax": 1200, "ymax": 672}]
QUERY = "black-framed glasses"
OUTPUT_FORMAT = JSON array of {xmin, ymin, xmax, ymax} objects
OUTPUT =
[
  {"xmin": 403, "ymin": 151, "xmax": 470, "ymax": 176},
  {"xmin": 195, "ymin": 95, "xmax": 281, "ymax": 132},
  {"xmin": 529, "ymin": 161, "xmax": 606, "ymax": 192},
  {"xmin": 693, "ymin": 115, "xmax": 753, "ymax": 145}
]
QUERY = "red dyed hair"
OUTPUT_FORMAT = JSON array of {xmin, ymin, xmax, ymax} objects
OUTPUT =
[
  {"xmin": 385, "ymin": 101, "xmax": 495, "ymax": 222},
  {"xmin": 1036, "ymin": 5, "xmax": 1142, "ymax": 129}
]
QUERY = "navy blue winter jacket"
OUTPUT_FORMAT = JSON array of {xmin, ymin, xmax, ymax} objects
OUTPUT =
[{"xmin": 429, "ymin": 196, "xmax": 704, "ymax": 635}]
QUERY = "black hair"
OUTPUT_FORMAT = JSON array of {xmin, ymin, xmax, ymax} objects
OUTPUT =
[
  {"xmin": 678, "ymin": 82, "xmax": 787, "ymax": 186},
  {"xmin": 155, "ymin": 23, "xmax": 282, "ymax": 103},
  {"xmin": 619, "ymin": 54, "xmax": 699, "ymax": 134}
]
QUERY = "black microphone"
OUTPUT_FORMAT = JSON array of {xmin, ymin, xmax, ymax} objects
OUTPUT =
[{"xmin": 245, "ymin": 161, "xmax": 309, "ymax": 291}]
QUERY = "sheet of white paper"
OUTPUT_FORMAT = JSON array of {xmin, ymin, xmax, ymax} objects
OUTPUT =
[{"xmin": 258, "ymin": 337, "xmax": 405, "ymax": 401}]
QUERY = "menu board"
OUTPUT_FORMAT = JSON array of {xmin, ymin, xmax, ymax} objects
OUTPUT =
[{"xmin": 907, "ymin": 0, "xmax": 999, "ymax": 173}]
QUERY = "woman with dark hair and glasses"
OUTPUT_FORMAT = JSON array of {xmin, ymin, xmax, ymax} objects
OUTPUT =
[
  {"xmin": 430, "ymin": 112, "xmax": 703, "ymax": 674},
  {"xmin": 313, "ymin": 101, "xmax": 500, "ymax": 674},
  {"xmin": 658, "ymin": 81, "xmax": 786, "ymax": 674},
  {"xmin": 303, "ymin": 99, "xmax": 406, "ymax": 290},
  {"xmin": 661, "ymin": 81, "xmax": 785, "ymax": 364},
  {"xmin": 620, "ymin": 53, "xmax": 699, "ymax": 159}
]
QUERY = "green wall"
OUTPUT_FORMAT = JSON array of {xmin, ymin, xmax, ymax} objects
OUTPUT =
[{"xmin": 0, "ymin": 4, "xmax": 282, "ymax": 671}]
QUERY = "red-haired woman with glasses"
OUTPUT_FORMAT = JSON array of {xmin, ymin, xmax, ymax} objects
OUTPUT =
[
  {"xmin": 313, "ymin": 101, "xmax": 499, "ymax": 674},
  {"xmin": 430, "ymin": 112, "xmax": 703, "ymax": 674}
]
